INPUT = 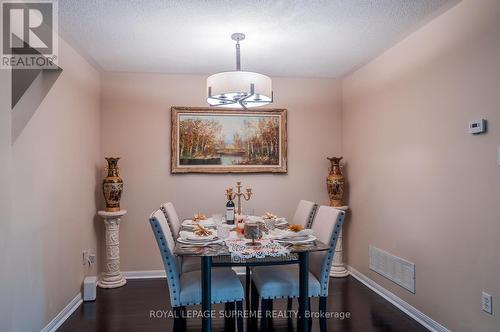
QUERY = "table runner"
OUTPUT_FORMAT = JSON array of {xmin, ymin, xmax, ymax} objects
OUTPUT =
[{"xmin": 225, "ymin": 238, "xmax": 290, "ymax": 261}]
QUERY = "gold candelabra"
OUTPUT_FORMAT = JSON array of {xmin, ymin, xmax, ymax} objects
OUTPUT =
[{"xmin": 226, "ymin": 181, "xmax": 253, "ymax": 215}]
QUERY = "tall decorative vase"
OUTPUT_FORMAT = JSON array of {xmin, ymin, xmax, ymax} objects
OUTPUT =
[
  {"xmin": 326, "ymin": 156, "xmax": 345, "ymax": 207},
  {"xmin": 102, "ymin": 157, "xmax": 123, "ymax": 212}
]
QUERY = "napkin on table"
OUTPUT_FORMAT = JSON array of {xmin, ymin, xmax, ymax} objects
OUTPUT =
[
  {"xmin": 179, "ymin": 231, "xmax": 216, "ymax": 241},
  {"xmin": 268, "ymin": 228, "xmax": 313, "ymax": 240},
  {"xmin": 183, "ymin": 219, "xmax": 215, "ymax": 226}
]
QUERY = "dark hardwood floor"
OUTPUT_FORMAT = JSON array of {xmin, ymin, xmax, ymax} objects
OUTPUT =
[{"xmin": 59, "ymin": 276, "xmax": 428, "ymax": 332}]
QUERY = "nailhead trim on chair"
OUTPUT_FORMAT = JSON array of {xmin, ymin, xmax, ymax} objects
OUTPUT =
[
  {"xmin": 160, "ymin": 205, "xmax": 176, "ymax": 238},
  {"xmin": 160, "ymin": 204, "xmax": 187, "ymax": 270},
  {"xmin": 319, "ymin": 211, "xmax": 345, "ymax": 297},
  {"xmin": 150, "ymin": 217, "xmax": 181, "ymax": 307},
  {"xmin": 306, "ymin": 203, "xmax": 319, "ymax": 228},
  {"xmin": 263, "ymin": 294, "xmax": 303, "ymax": 300}
]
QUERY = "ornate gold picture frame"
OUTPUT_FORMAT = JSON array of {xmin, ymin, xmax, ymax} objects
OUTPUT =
[{"xmin": 171, "ymin": 107, "xmax": 287, "ymax": 173}]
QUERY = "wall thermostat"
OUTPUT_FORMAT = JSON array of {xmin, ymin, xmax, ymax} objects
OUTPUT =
[{"xmin": 468, "ymin": 119, "xmax": 487, "ymax": 134}]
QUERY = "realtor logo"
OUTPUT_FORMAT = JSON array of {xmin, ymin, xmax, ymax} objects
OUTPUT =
[{"xmin": 1, "ymin": 0, "xmax": 58, "ymax": 69}]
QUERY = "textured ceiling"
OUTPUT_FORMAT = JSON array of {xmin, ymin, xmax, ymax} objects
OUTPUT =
[{"xmin": 59, "ymin": 0, "xmax": 457, "ymax": 78}]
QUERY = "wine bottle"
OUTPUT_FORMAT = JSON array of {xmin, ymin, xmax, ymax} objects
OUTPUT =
[{"xmin": 225, "ymin": 191, "xmax": 235, "ymax": 225}]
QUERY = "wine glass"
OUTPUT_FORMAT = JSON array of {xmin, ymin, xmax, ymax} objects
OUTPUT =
[
  {"xmin": 216, "ymin": 224, "xmax": 231, "ymax": 240},
  {"xmin": 244, "ymin": 208, "xmax": 256, "ymax": 218},
  {"xmin": 212, "ymin": 214, "xmax": 223, "ymax": 225},
  {"xmin": 263, "ymin": 218, "xmax": 276, "ymax": 232}
]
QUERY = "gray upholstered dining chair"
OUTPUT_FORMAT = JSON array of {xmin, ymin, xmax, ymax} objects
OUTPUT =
[
  {"xmin": 250, "ymin": 205, "xmax": 345, "ymax": 331},
  {"xmin": 160, "ymin": 202, "xmax": 181, "ymax": 238},
  {"xmin": 160, "ymin": 202, "xmax": 200, "ymax": 274},
  {"xmin": 283, "ymin": 199, "xmax": 319, "ymax": 309},
  {"xmin": 292, "ymin": 199, "xmax": 319, "ymax": 228},
  {"xmin": 149, "ymin": 208, "xmax": 245, "ymax": 331}
]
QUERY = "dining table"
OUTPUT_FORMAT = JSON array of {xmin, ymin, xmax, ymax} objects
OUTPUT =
[{"xmin": 174, "ymin": 218, "xmax": 330, "ymax": 332}]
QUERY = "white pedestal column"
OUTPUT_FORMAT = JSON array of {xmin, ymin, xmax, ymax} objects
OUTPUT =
[
  {"xmin": 330, "ymin": 206, "xmax": 349, "ymax": 278},
  {"xmin": 98, "ymin": 210, "xmax": 127, "ymax": 288}
]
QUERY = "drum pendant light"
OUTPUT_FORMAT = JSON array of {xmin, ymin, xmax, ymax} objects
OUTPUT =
[{"xmin": 207, "ymin": 33, "xmax": 273, "ymax": 109}]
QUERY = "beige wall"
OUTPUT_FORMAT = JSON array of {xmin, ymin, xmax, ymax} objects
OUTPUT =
[
  {"xmin": 101, "ymin": 73, "xmax": 341, "ymax": 271},
  {"xmin": 0, "ymin": 36, "xmax": 101, "ymax": 331},
  {"xmin": 342, "ymin": 0, "xmax": 500, "ymax": 331}
]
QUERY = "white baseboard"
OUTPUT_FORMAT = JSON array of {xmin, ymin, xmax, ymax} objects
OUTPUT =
[
  {"xmin": 41, "ymin": 293, "xmax": 82, "ymax": 332},
  {"xmin": 347, "ymin": 266, "xmax": 449, "ymax": 332}
]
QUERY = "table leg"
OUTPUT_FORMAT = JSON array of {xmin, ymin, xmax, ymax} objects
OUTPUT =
[
  {"xmin": 299, "ymin": 252, "xmax": 309, "ymax": 332},
  {"xmin": 202, "ymin": 256, "xmax": 212, "ymax": 332},
  {"xmin": 245, "ymin": 266, "xmax": 251, "ymax": 311}
]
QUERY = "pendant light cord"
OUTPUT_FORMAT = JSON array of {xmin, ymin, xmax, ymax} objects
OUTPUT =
[{"xmin": 235, "ymin": 40, "xmax": 241, "ymax": 71}]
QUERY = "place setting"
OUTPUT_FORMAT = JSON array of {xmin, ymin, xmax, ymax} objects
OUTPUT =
[
  {"xmin": 268, "ymin": 225, "xmax": 317, "ymax": 245},
  {"xmin": 181, "ymin": 213, "xmax": 217, "ymax": 229},
  {"xmin": 248, "ymin": 212, "xmax": 288, "ymax": 228},
  {"xmin": 243, "ymin": 212, "xmax": 317, "ymax": 246},
  {"xmin": 177, "ymin": 214, "xmax": 228, "ymax": 247}
]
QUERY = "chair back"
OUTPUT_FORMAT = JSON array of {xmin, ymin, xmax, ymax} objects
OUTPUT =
[
  {"xmin": 160, "ymin": 202, "xmax": 181, "ymax": 238},
  {"xmin": 149, "ymin": 209, "xmax": 181, "ymax": 307},
  {"xmin": 292, "ymin": 200, "xmax": 318, "ymax": 228},
  {"xmin": 309, "ymin": 206, "xmax": 345, "ymax": 297}
]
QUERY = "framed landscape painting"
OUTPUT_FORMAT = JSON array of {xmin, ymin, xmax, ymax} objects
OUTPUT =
[{"xmin": 171, "ymin": 107, "xmax": 287, "ymax": 173}]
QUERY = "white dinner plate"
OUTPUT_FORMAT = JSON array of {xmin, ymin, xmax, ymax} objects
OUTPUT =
[
  {"xmin": 177, "ymin": 238, "xmax": 223, "ymax": 246},
  {"xmin": 276, "ymin": 235, "xmax": 317, "ymax": 245},
  {"xmin": 178, "ymin": 231, "xmax": 217, "ymax": 242},
  {"xmin": 182, "ymin": 224, "xmax": 216, "ymax": 231}
]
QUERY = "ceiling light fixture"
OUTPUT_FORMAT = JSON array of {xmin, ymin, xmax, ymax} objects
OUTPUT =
[{"xmin": 207, "ymin": 33, "xmax": 273, "ymax": 109}]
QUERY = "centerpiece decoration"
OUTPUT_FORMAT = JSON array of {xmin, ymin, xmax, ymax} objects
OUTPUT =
[
  {"xmin": 244, "ymin": 221, "xmax": 261, "ymax": 246},
  {"xmin": 226, "ymin": 181, "xmax": 253, "ymax": 215}
]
